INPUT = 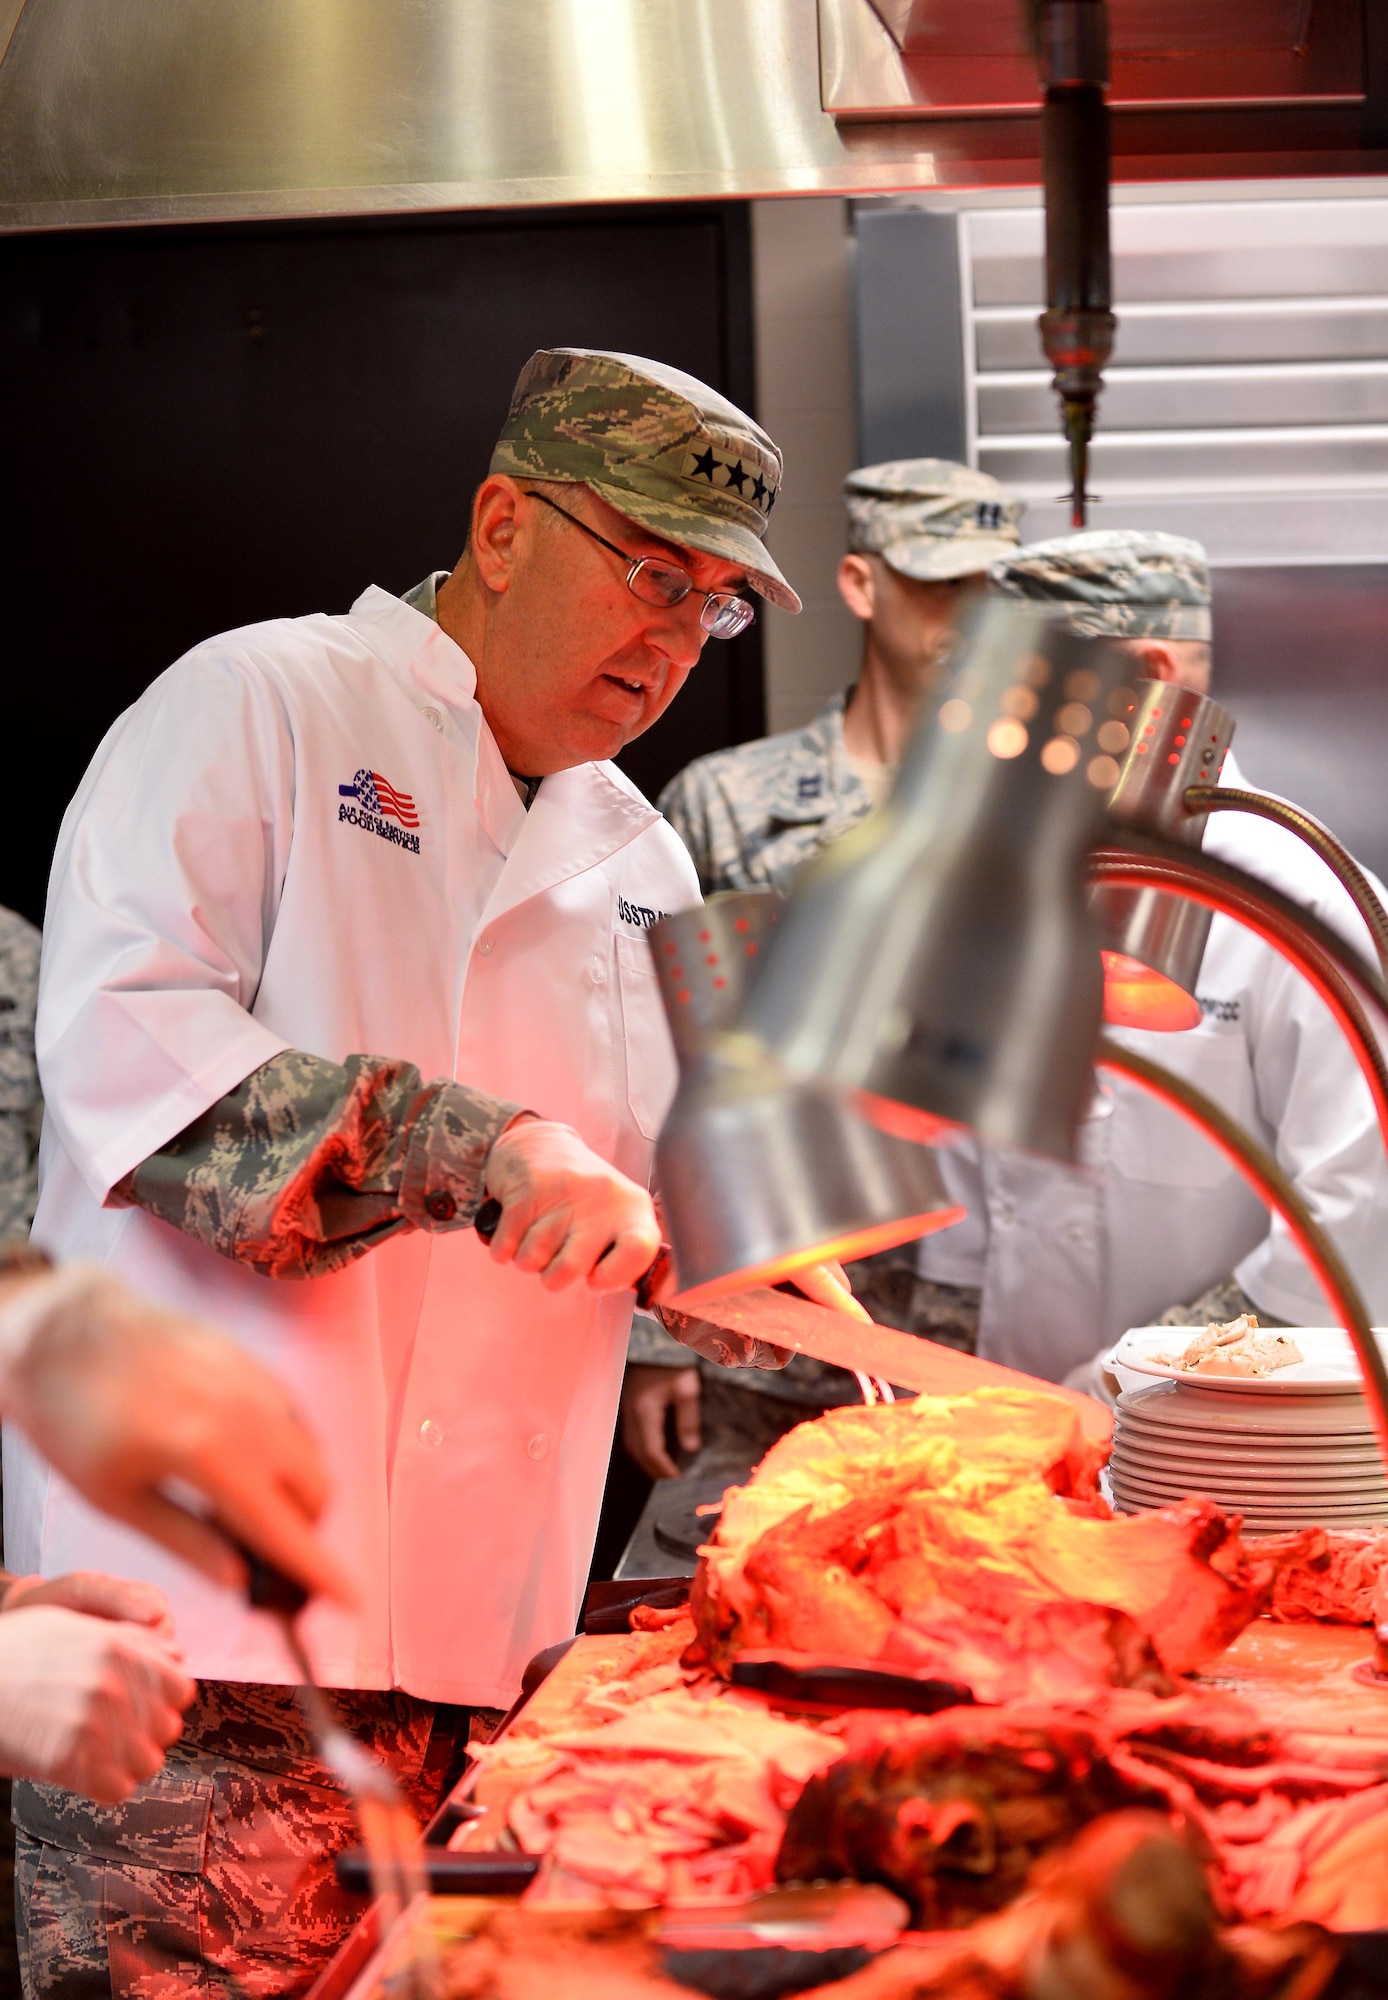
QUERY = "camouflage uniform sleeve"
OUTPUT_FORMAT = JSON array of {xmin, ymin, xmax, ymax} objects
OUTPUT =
[
  {"xmin": 0, "ymin": 908, "xmax": 41, "ymax": 1243},
  {"xmin": 657, "ymin": 767, "xmax": 718, "ymax": 894},
  {"xmin": 1155, "ymin": 1277, "xmax": 1290, "ymax": 1330},
  {"xmin": 627, "ymin": 1312, "xmax": 698, "ymax": 1367},
  {"xmin": 115, "ymin": 1051, "xmax": 526, "ymax": 1280}
]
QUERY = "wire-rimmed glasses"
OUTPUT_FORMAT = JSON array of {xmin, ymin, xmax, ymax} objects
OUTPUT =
[{"xmin": 525, "ymin": 490, "xmax": 756, "ymax": 640}]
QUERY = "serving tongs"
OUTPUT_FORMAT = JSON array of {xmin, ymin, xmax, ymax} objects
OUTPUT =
[{"xmin": 242, "ymin": 1550, "xmax": 439, "ymax": 1998}]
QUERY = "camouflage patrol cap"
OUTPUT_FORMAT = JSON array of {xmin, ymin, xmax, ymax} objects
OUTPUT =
[
  {"xmin": 989, "ymin": 530, "xmax": 1212, "ymax": 642},
  {"xmin": 490, "ymin": 348, "xmax": 800, "ymax": 613},
  {"xmin": 845, "ymin": 459, "xmax": 1022, "ymax": 582}
]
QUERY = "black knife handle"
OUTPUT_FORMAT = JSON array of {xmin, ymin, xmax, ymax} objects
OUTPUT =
[
  {"xmin": 228, "ymin": 1536, "xmax": 310, "ymax": 1620},
  {"xmin": 335, "ymin": 1848, "xmax": 539, "ymax": 1895}
]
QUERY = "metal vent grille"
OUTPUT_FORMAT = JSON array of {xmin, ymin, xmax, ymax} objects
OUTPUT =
[{"xmin": 962, "ymin": 197, "xmax": 1388, "ymax": 561}]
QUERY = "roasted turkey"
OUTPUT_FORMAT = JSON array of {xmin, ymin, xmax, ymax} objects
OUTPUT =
[{"xmin": 688, "ymin": 1387, "xmax": 1269, "ymax": 1697}]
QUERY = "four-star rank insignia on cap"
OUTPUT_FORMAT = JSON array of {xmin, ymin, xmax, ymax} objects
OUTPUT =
[{"xmin": 684, "ymin": 444, "xmax": 778, "ymax": 515}]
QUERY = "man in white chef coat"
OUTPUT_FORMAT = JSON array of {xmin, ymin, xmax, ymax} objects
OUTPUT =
[
  {"xmin": 916, "ymin": 529, "xmax": 1388, "ymax": 1387},
  {"xmin": 14, "ymin": 348, "xmax": 828, "ymax": 1994}
]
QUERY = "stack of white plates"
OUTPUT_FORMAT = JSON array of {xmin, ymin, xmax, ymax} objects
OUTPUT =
[{"xmin": 1109, "ymin": 1379, "xmax": 1388, "ymax": 1533}]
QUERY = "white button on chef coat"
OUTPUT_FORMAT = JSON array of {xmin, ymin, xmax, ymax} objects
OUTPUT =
[
  {"xmin": 14, "ymin": 586, "xmax": 698, "ymax": 1707},
  {"xmin": 920, "ymin": 751, "xmax": 1388, "ymax": 1383}
]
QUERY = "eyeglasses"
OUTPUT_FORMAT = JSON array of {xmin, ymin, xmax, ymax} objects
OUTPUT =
[{"xmin": 524, "ymin": 490, "xmax": 756, "ymax": 640}]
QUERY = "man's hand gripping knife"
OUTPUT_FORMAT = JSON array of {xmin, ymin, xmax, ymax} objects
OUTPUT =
[{"xmin": 117, "ymin": 1048, "xmax": 866, "ymax": 1492}]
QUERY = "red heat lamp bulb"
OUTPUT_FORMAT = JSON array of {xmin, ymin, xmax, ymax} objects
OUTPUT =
[{"xmin": 1101, "ymin": 951, "xmax": 1202, "ymax": 1033}]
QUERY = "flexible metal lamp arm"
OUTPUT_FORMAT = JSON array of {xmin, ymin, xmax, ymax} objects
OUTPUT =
[
  {"xmin": 1096, "ymin": 1038, "xmax": 1388, "ymax": 1467},
  {"xmin": 1183, "ymin": 785, "xmax": 1388, "ymax": 985},
  {"xmin": 1091, "ymin": 834, "xmax": 1388, "ymax": 1159}
]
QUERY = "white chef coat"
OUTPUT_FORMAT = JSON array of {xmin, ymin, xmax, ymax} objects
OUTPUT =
[
  {"xmin": 11, "ymin": 586, "xmax": 699, "ymax": 1707},
  {"xmin": 918, "ymin": 752, "xmax": 1388, "ymax": 1382}
]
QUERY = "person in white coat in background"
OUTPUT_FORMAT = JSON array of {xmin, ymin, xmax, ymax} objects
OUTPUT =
[
  {"xmin": 16, "ymin": 347, "xmax": 856, "ymax": 1997},
  {"xmin": 915, "ymin": 529, "xmax": 1388, "ymax": 1393}
]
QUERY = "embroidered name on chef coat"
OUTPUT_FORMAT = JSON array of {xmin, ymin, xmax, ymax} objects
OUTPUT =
[
  {"xmin": 337, "ymin": 767, "xmax": 421, "ymax": 856},
  {"xmin": 1198, "ymin": 995, "xmax": 1241, "ymax": 1024},
  {"xmin": 617, "ymin": 895, "xmax": 668, "ymax": 931}
]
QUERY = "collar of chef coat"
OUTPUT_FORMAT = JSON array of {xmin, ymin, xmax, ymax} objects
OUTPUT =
[{"xmin": 349, "ymin": 583, "xmax": 666, "ymax": 931}]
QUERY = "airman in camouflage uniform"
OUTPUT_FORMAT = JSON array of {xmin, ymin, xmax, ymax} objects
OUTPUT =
[
  {"xmin": 988, "ymin": 528, "xmax": 1214, "ymax": 644},
  {"xmin": 620, "ymin": 461, "xmax": 1023, "ymax": 1564},
  {"xmin": 0, "ymin": 905, "xmax": 41, "ymax": 1248},
  {"xmin": 15, "ymin": 1684, "xmax": 472, "ymax": 2000},
  {"xmin": 19, "ymin": 350, "xmax": 795, "ymax": 1999},
  {"xmin": 659, "ymin": 460, "xmax": 1022, "ymax": 896}
]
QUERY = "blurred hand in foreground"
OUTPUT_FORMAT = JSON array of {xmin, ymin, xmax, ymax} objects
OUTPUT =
[
  {"xmin": 2, "ymin": 1569, "xmax": 176, "ymax": 1639},
  {"xmin": 0, "ymin": 1604, "xmax": 193, "ymax": 1802},
  {"xmin": 0, "ymin": 1264, "xmax": 353, "ymax": 1607}
]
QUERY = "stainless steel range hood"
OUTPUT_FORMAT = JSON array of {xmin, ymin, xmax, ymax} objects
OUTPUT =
[
  {"xmin": 0, "ymin": 0, "xmax": 954, "ymax": 231},
  {"xmin": 0, "ymin": 0, "xmax": 1383, "ymax": 234}
]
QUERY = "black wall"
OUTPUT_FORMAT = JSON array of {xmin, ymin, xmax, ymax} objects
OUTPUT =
[{"xmin": 0, "ymin": 202, "xmax": 763, "ymax": 925}]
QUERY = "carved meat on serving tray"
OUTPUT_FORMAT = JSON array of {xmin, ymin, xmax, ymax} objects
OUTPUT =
[
  {"xmin": 688, "ymin": 1386, "xmax": 1267, "ymax": 1696},
  {"xmin": 445, "ymin": 1383, "xmax": 1388, "ymax": 1956}
]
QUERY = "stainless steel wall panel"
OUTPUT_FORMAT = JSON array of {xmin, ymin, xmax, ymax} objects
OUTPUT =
[
  {"xmin": 854, "ymin": 206, "xmax": 967, "ymax": 464},
  {"xmin": 854, "ymin": 194, "xmax": 1388, "ymax": 875},
  {"xmin": 976, "ymin": 300, "xmax": 1388, "ymax": 370},
  {"xmin": 979, "ymin": 425, "xmax": 1388, "ymax": 491},
  {"xmin": 951, "ymin": 196, "xmax": 1388, "ymax": 563},
  {"xmin": 966, "ymin": 199, "xmax": 1388, "ymax": 305},
  {"xmin": 979, "ymin": 361, "xmax": 1388, "ymax": 433},
  {"xmin": 1014, "ymin": 490, "xmax": 1388, "ymax": 564},
  {"xmin": 974, "ymin": 242, "xmax": 1388, "ymax": 305}
]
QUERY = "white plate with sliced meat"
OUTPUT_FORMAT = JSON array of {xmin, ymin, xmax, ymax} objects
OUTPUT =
[{"xmin": 1112, "ymin": 1325, "xmax": 1388, "ymax": 1395}]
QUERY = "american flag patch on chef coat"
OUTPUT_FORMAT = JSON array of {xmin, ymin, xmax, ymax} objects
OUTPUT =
[
  {"xmin": 339, "ymin": 769, "xmax": 419, "ymax": 826},
  {"xmin": 338, "ymin": 767, "xmax": 421, "ymax": 854}
]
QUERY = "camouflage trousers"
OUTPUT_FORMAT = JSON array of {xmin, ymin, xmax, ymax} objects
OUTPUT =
[{"xmin": 14, "ymin": 1678, "xmax": 474, "ymax": 2000}]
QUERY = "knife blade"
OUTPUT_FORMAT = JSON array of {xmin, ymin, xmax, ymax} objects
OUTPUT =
[
  {"xmin": 657, "ymin": 1286, "xmax": 1112, "ymax": 1440},
  {"xmin": 473, "ymin": 1201, "xmax": 1107, "ymax": 1439}
]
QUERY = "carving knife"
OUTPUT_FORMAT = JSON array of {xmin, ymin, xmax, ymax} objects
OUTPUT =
[
  {"xmin": 474, "ymin": 1201, "xmax": 1108, "ymax": 1438},
  {"xmin": 656, "ymin": 1284, "xmax": 1111, "ymax": 1438}
]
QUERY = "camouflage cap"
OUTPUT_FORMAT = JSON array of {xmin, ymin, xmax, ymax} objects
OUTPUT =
[
  {"xmin": 845, "ymin": 459, "xmax": 1022, "ymax": 582},
  {"xmin": 989, "ymin": 529, "xmax": 1212, "ymax": 642},
  {"xmin": 490, "ymin": 348, "xmax": 800, "ymax": 613}
]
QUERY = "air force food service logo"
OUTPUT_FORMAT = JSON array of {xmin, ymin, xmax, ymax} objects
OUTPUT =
[{"xmin": 337, "ymin": 768, "xmax": 421, "ymax": 854}]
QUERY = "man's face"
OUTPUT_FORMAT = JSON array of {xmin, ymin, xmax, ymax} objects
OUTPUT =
[
  {"xmin": 838, "ymin": 554, "xmax": 985, "ymax": 697},
  {"xmin": 466, "ymin": 482, "xmax": 752, "ymax": 775}
]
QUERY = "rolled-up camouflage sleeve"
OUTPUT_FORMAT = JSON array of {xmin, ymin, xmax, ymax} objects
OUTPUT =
[
  {"xmin": 627, "ymin": 1312, "xmax": 698, "ymax": 1368},
  {"xmin": 114, "ymin": 1051, "xmax": 527, "ymax": 1279}
]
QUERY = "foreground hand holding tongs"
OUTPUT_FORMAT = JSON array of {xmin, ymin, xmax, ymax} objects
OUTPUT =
[{"xmin": 240, "ymin": 1546, "xmax": 439, "ymax": 1999}]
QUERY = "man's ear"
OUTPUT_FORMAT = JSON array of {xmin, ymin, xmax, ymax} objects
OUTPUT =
[
  {"xmin": 469, "ymin": 476, "xmax": 527, "ymax": 596},
  {"xmin": 1125, "ymin": 638, "xmax": 1181, "ymax": 683},
  {"xmin": 837, "ymin": 553, "xmax": 877, "ymax": 623}
]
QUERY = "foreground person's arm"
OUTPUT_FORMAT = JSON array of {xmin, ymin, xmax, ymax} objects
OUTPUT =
[
  {"xmin": 0, "ymin": 1572, "xmax": 193, "ymax": 1803},
  {"xmin": 0, "ymin": 1260, "xmax": 351, "ymax": 1602},
  {"xmin": 0, "ymin": 1606, "xmax": 193, "ymax": 1803},
  {"xmin": 117, "ymin": 1050, "xmax": 661, "ymax": 1293}
]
